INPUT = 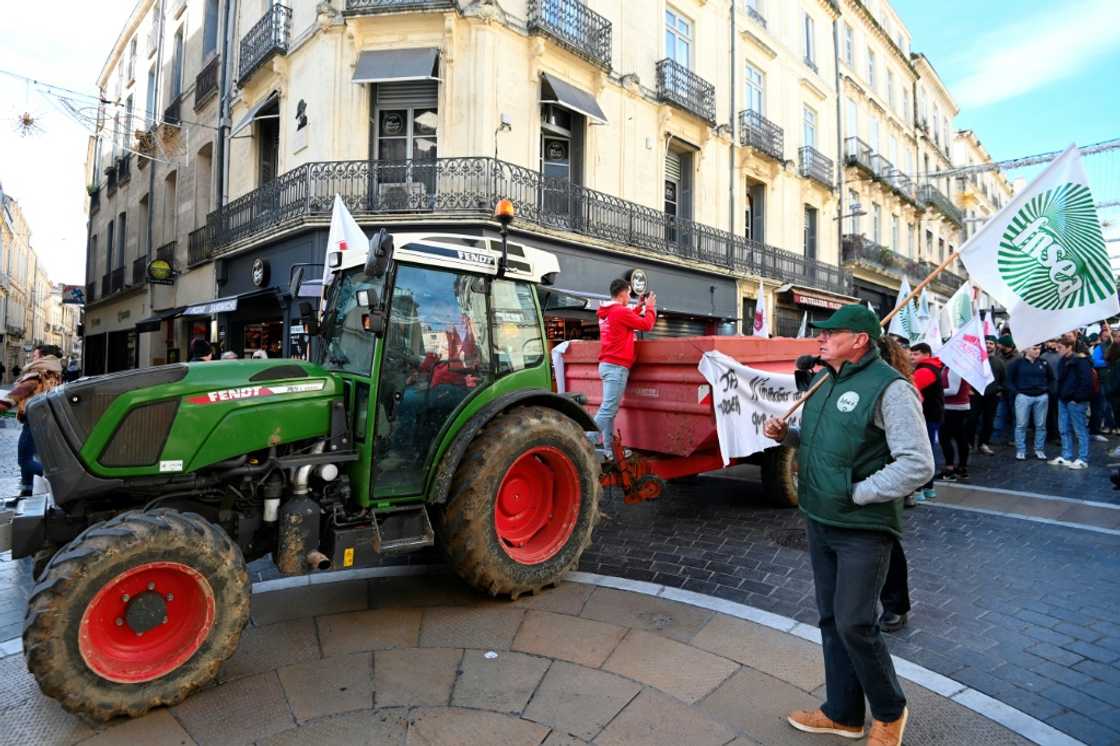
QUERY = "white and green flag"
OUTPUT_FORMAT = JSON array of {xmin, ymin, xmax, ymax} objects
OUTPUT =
[
  {"xmin": 958, "ymin": 144, "xmax": 1118, "ymax": 348},
  {"xmin": 887, "ymin": 277, "xmax": 919, "ymax": 341},
  {"xmin": 944, "ymin": 281, "xmax": 974, "ymax": 334}
]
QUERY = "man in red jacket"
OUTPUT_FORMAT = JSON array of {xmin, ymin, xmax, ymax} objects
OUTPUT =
[{"xmin": 592, "ymin": 278, "xmax": 657, "ymax": 453}]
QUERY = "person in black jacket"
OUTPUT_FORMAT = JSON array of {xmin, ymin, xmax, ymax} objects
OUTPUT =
[
  {"xmin": 1007, "ymin": 344, "xmax": 1055, "ymax": 460},
  {"xmin": 1050, "ymin": 336, "xmax": 1093, "ymax": 469}
]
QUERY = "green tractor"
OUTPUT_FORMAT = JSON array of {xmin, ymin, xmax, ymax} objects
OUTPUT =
[{"xmin": 2, "ymin": 223, "xmax": 601, "ymax": 720}]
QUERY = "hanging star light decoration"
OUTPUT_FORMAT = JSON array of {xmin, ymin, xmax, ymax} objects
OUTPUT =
[{"xmin": 14, "ymin": 110, "xmax": 45, "ymax": 137}]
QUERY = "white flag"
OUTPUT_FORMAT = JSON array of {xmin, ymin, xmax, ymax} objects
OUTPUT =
[
  {"xmin": 958, "ymin": 144, "xmax": 1118, "ymax": 348},
  {"xmin": 887, "ymin": 277, "xmax": 918, "ymax": 342},
  {"xmin": 752, "ymin": 279, "xmax": 769, "ymax": 337},
  {"xmin": 916, "ymin": 289, "xmax": 931, "ymax": 324},
  {"xmin": 938, "ymin": 313, "xmax": 995, "ymax": 393},
  {"xmin": 697, "ymin": 352, "xmax": 801, "ymax": 466},
  {"xmin": 923, "ymin": 312, "xmax": 943, "ymax": 354},
  {"xmin": 981, "ymin": 309, "xmax": 995, "ymax": 339},
  {"xmin": 797, "ymin": 311, "xmax": 808, "ymax": 339},
  {"xmin": 322, "ymin": 194, "xmax": 368, "ymax": 308},
  {"xmin": 944, "ymin": 281, "xmax": 974, "ymax": 333},
  {"xmin": 867, "ymin": 300, "xmax": 875, "ymax": 312}
]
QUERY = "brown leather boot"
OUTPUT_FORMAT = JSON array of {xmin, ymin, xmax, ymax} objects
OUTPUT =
[
  {"xmin": 868, "ymin": 707, "xmax": 909, "ymax": 746},
  {"xmin": 786, "ymin": 708, "xmax": 865, "ymax": 739}
]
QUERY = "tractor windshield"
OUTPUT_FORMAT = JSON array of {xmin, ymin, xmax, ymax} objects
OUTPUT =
[{"xmin": 318, "ymin": 267, "xmax": 386, "ymax": 375}]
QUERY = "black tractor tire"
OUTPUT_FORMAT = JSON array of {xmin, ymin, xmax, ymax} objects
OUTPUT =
[
  {"xmin": 23, "ymin": 508, "xmax": 250, "ymax": 721},
  {"xmin": 442, "ymin": 406, "xmax": 600, "ymax": 598},
  {"xmin": 760, "ymin": 445, "xmax": 799, "ymax": 508}
]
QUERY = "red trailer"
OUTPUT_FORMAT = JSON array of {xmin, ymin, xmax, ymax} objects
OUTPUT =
[{"xmin": 561, "ymin": 336, "xmax": 818, "ymax": 506}]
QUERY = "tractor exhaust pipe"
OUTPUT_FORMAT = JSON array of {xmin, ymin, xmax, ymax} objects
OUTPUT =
[{"xmin": 306, "ymin": 550, "xmax": 331, "ymax": 571}]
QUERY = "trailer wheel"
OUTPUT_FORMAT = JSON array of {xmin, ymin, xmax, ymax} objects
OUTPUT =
[
  {"xmin": 760, "ymin": 445, "xmax": 799, "ymax": 508},
  {"xmin": 442, "ymin": 406, "xmax": 600, "ymax": 598},
  {"xmin": 22, "ymin": 509, "xmax": 249, "ymax": 721}
]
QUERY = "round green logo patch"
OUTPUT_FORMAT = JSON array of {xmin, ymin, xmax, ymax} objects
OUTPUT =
[{"xmin": 998, "ymin": 183, "xmax": 1112, "ymax": 310}]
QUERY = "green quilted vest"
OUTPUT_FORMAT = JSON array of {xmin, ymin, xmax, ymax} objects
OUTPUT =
[{"xmin": 797, "ymin": 349, "xmax": 905, "ymax": 537}]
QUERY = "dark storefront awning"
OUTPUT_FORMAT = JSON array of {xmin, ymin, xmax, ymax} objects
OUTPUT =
[
  {"xmin": 230, "ymin": 91, "xmax": 280, "ymax": 136},
  {"xmin": 352, "ymin": 47, "xmax": 440, "ymax": 84},
  {"xmin": 776, "ymin": 284, "xmax": 857, "ymax": 311},
  {"xmin": 135, "ymin": 306, "xmax": 184, "ymax": 333},
  {"xmin": 183, "ymin": 289, "xmax": 276, "ymax": 317},
  {"xmin": 540, "ymin": 72, "xmax": 607, "ymax": 125}
]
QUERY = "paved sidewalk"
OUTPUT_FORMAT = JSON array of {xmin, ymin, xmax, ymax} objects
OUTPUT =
[
  {"xmin": 957, "ymin": 438, "xmax": 1120, "ymax": 506},
  {"xmin": 0, "ymin": 573, "xmax": 1036, "ymax": 746}
]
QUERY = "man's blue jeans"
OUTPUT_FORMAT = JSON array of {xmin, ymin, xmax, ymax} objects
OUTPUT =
[
  {"xmin": 1014, "ymin": 393, "xmax": 1048, "ymax": 453},
  {"xmin": 1058, "ymin": 400, "xmax": 1089, "ymax": 463},
  {"xmin": 592, "ymin": 362, "xmax": 630, "ymax": 452},
  {"xmin": 18, "ymin": 425, "xmax": 42, "ymax": 491}
]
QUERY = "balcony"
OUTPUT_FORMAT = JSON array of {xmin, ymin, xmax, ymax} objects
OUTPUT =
[
  {"xmin": 738, "ymin": 110, "xmax": 783, "ymax": 162},
  {"xmin": 656, "ymin": 58, "xmax": 716, "ymax": 125},
  {"xmin": 344, "ymin": 0, "xmax": 456, "ymax": 13},
  {"xmin": 111, "ymin": 267, "xmax": 125, "ymax": 293},
  {"xmin": 891, "ymin": 172, "xmax": 919, "ymax": 206},
  {"xmin": 203, "ymin": 156, "xmax": 853, "ymax": 297},
  {"xmin": 799, "ymin": 146, "xmax": 833, "ymax": 190},
  {"xmin": 131, "ymin": 256, "xmax": 147, "ymax": 286},
  {"xmin": 842, "ymin": 235, "xmax": 922, "ymax": 281},
  {"xmin": 870, "ymin": 154, "xmax": 893, "ymax": 181},
  {"xmin": 528, "ymin": 0, "xmax": 612, "ymax": 70},
  {"xmin": 238, "ymin": 4, "xmax": 292, "ymax": 85},
  {"xmin": 919, "ymin": 184, "xmax": 964, "ymax": 228},
  {"xmin": 164, "ymin": 95, "xmax": 182, "ymax": 126},
  {"xmin": 101, "ymin": 273, "xmax": 111, "ymax": 298},
  {"xmin": 843, "ymin": 137, "xmax": 874, "ymax": 174},
  {"xmin": 156, "ymin": 240, "xmax": 177, "ymax": 268},
  {"xmin": 105, "ymin": 164, "xmax": 118, "ymax": 195},
  {"xmin": 746, "ymin": 6, "xmax": 766, "ymax": 28},
  {"xmin": 189, "ymin": 225, "xmax": 212, "ymax": 266},
  {"xmin": 89, "ymin": 186, "xmax": 101, "ymax": 214},
  {"xmin": 195, "ymin": 56, "xmax": 220, "ymax": 110},
  {"xmin": 117, "ymin": 154, "xmax": 132, "ymax": 186},
  {"xmin": 918, "ymin": 260, "xmax": 966, "ymax": 293}
]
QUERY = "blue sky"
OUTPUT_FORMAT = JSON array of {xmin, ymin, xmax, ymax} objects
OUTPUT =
[{"xmin": 892, "ymin": 0, "xmax": 1120, "ymax": 221}]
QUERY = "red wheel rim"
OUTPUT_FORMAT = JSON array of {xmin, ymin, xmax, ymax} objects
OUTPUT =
[
  {"xmin": 494, "ymin": 446, "xmax": 581, "ymax": 565},
  {"xmin": 79, "ymin": 561, "xmax": 216, "ymax": 684}
]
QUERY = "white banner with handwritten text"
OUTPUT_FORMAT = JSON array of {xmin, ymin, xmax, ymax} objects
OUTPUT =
[{"xmin": 697, "ymin": 351, "xmax": 802, "ymax": 466}]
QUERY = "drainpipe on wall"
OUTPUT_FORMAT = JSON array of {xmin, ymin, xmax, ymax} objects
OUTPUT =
[
  {"xmin": 728, "ymin": 2, "xmax": 735, "ymax": 240},
  {"xmin": 145, "ymin": 0, "xmax": 167, "ymax": 367},
  {"xmin": 832, "ymin": 17, "xmax": 844, "ymax": 273},
  {"xmin": 215, "ymin": 0, "xmax": 235, "ymax": 215}
]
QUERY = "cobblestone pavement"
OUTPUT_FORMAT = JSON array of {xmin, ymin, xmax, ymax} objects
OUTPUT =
[
  {"xmin": 2, "ymin": 425, "xmax": 1119, "ymax": 743},
  {"xmin": 945, "ymin": 433, "xmax": 1120, "ymax": 505},
  {"xmin": 0, "ymin": 576, "xmax": 1032, "ymax": 746}
]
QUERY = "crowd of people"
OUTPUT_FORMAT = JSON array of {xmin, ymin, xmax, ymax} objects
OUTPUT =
[{"xmin": 887, "ymin": 322, "xmax": 1115, "ymax": 505}]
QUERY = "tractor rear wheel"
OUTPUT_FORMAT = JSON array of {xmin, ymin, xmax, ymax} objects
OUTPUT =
[
  {"xmin": 760, "ymin": 445, "xmax": 799, "ymax": 508},
  {"xmin": 442, "ymin": 406, "xmax": 600, "ymax": 598},
  {"xmin": 22, "ymin": 508, "xmax": 250, "ymax": 721}
]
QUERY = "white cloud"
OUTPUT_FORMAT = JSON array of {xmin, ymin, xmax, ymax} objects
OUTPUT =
[
  {"xmin": 0, "ymin": 1, "xmax": 137, "ymax": 285},
  {"xmin": 950, "ymin": 0, "xmax": 1120, "ymax": 110}
]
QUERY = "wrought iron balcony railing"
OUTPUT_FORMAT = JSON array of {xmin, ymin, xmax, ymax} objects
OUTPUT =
[
  {"xmin": 919, "ymin": 183, "xmax": 964, "ymax": 227},
  {"xmin": 528, "ymin": 0, "xmax": 612, "ymax": 70},
  {"xmin": 195, "ymin": 56, "xmax": 220, "ymax": 110},
  {"xmin": 164, "ymin": 95, "xmax": 182, "ymax": 126},
  {"xmin": 188, "ymin": 225, "xmax": 212, "ymax": 266},
  {"xmin": 738, "ymin": 110, "xmax": 783, "ymax": 162},
  {"xmin": 656, "ymin": 58, "xmax": 716, "ymax": 125},
  {"xmin": 918, "ymin": 260, "xmax": 965, "ymax": 292},
  {"xmin": 344, "ymin": 0, "xmax": 456, "ymax": 13},
  {"xmin": 238, "ymin": 4, "xmax": 292, "ymax": 85},
  {"xmin": 799, "ymin": 146, "xmax": 833, "ymax": 189},
  {"xmin": 842, "ymin": 234, "xmax": 921, "ymax": 280},
  {"xmin": 101, "ymin": 272, "xmax": 111, "ymax": 297},
  {"xmin": 117, "ymin": 154, "xmax": 132, "ymax": 185},
  {"xmin": 111, "ymin": 266, "xmax": 125, "ymax": 293},
  {"xmin": 203, "ymin": 156, "xmax": 852, "ymax": 297},
  {"xmin": 89, "ymin": 187, "xmax": 100, "ymax": 214},
  {"xmin": 746, "ymin": 6, "xmax": 766, "ymax": 28},
  {"xmin": 870, "ymin": 154, "xmax": 893, "ymax": 181},
  {"xmin": 843, "ymin": 137, "xmax": 874, "ymax": 174},
  {"xmin": 156, "ymin": 240, "xmax": 176, "ymax": 267},
  {"xmin": 892, "ymin": 171, "xmax": 919, "ymax": 206},
  {"xmin": 131, "ymin": 256, "xmax": 147, "ymax": 286}
]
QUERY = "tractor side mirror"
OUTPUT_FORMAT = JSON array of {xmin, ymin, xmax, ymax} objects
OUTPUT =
[
  {"xmin": 365, "ymin": 228, "xmax": 394, "ymax": 278},
  {"xmin": 298, "ymin": 301, "xmax": 320, "ymax": 336},
  {"xmin": 356, "ymin": 288, "xmax": 378, "ymax": 309},
  {"xmin": 288, "ymin": 267, "xmax": 304, "ymax": 300}
]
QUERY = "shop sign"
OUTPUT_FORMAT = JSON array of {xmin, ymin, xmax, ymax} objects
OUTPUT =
[
  {"xmin": 184, "ymin": 299, "xmax": 237, "ymax": 316},
  {"xmin": 793, "ymin": 292, "xmax": 843, "ymax": 310},
  {"xmin": 251, "ymin": 257, "xmax": 270, "ymax": 287},
  {"xmin": 148, "ymin": 258, "xmax": 175, "ymax": 285},
  {"xmin": 61, "ymin": 285, "xmax": 86, "ymax": 305}
]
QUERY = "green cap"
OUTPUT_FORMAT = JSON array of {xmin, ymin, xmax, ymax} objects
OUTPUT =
[
  {"xmin": 811, "ymin": 303, "xmax": 882, "ymax": 340},
  {"xmin": 997, "ymin": 335, "xmax": 1015, "ymax": 347}
]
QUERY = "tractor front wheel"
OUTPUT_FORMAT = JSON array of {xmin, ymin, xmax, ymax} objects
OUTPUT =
[
  {"xmin": 442, "ymin": 406, "xmax": 600, "ymax": 598},
  {"xmin": 22, "ymin": 509, "xmax": 249, "ymax": 721}
]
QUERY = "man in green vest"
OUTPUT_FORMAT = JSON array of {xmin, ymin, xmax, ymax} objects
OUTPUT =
[{"xmin": 764, "ymin": 304, "xmax": 933, "ymax": 746}]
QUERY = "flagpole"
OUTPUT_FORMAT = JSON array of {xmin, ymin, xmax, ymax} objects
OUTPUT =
[{"xmin": 779, "ymin": 249, "xmax": 963, "ymax": 422}]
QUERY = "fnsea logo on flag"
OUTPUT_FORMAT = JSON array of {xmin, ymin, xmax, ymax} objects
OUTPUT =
[{"xmin": 997, "ymin": 184, "xmax": 1111, "ymax": 310}]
